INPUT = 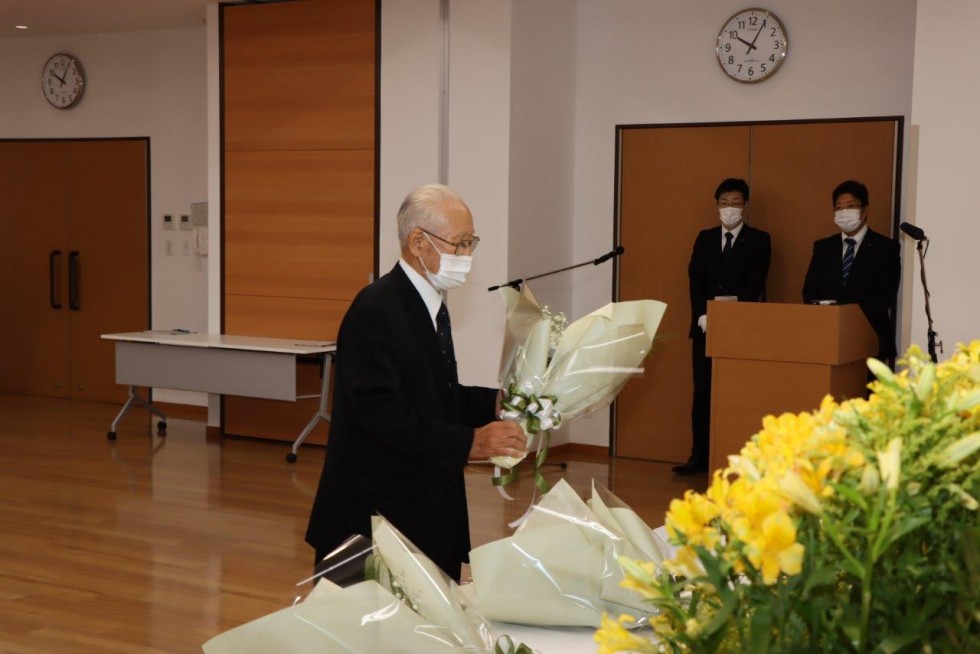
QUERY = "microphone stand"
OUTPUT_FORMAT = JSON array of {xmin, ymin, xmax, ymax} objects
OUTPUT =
[
  {"xmin": 915, "ymin": 238, "xmax": 942, "ymax": 363},
  {"xmin": 487, "ymin": 247, "xmax": 624, "ymax": 292}
]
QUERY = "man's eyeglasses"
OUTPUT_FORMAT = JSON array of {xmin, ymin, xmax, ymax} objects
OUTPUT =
[{"xmin": 421, "ymin": 229, "xmax": 480, "ymax": 255}]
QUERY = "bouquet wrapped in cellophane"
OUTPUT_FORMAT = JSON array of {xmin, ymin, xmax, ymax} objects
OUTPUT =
[
  {"xmin": 468, "ymin": 478, "xmax": 672, "ymax": 629},
  {"xmin": 493, "ymin": 284, "xmax": 666, "ymax": 492},
  {"xmin": 202, "ymin": 518, "xmax": 532, "ymax": 653}
]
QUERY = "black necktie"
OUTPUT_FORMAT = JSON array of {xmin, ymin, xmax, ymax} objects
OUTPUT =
[
  {"xmin": 722, "ymin": 231, "xmax": 734, "ymax": 257},
  {"xmin": 435, "ymin": 303, "xmax": 457, "ymax": 385},
  {"xmin": 842, "ymin": 238, "xmax": 856, "ymax": 284}
]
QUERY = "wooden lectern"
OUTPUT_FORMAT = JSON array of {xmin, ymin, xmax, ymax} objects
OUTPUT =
[{"xmin": 705, "ymin": 302, "xmax": 877, "ymax": 474}]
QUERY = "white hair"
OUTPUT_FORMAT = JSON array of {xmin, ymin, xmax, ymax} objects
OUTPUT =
[{"xmin": 396, "ymin": 184, "xmax": 469, "ymax": 246}]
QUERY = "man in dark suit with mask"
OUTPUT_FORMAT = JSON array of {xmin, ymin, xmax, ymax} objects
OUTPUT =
[
  {"xmin": 802, "ymin": 180, "xmax": 900, "ymax": 361},
  {"xmin": 675, "ymin": 178, "xmax": 771, "ymax": 475},
  {"xmin": 306, "ymin": 184, "xmax": 526, "ymax": 582}
]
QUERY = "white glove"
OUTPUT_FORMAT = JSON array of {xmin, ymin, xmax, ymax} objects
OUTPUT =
[{"xmin": 698, "ymin": 314, "xmax": 707, "ymax": 333}]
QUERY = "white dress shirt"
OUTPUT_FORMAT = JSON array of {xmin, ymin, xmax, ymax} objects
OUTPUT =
[
  {"xmin": 840, "ymin": 222, "xmax": 869, "ymax": 257},
  {"xmin": 721, "ymin": 221, "xmax": 744, "ymax": 250},
  {"xmin": 399, "ymin": 259, "xmax": 443, "ymax": 330}
]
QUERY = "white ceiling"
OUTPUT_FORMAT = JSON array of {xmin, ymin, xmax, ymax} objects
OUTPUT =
[{"xmin": 0, "ymin": 0, "xmax": 217, "ymax": 37}]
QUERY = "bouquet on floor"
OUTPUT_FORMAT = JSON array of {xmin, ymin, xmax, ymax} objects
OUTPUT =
[
  {"xmin": 203, "ymin": 518, "xmax": 532, "ymax": 653},
  {"xmin": 493, "ymin": 284, "xmax": 666, "ymax": 492},
  {"xmin": 597, "ymin": 342, "xmax": 980, "ymax": 654},
  {"xmin": 468, "ymin": 478, "xmax": 672, "ymax": 629}
]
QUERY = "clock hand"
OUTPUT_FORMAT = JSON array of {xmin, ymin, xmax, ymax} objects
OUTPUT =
[
  {"xmin": 748, "ymin": 20, "xmax": 765, "ymax": 51},
  {"xmin": 736, "ymin": 36, "xmax": 757, "ymax": 53},
  {"xmin": 50, "ymin": 68, "xmax": 67, "ymax": 86}
]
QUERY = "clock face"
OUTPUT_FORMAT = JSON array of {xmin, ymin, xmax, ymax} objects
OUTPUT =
[
  {"xmin": 716, "ymin": 9, "xmax": 788, "ymax": 83},
  {"xmin": 42, "ymin": 54, "xmax": 85, "ymax": 108}
]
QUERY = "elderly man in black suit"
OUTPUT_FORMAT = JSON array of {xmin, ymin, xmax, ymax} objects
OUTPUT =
[
  {"xmin": 675, "ymin": 178, "xmax": 772, "ymax": 476},
  {"xmin": 802, "ymin": 180, "xmax": 901, "ymax": 361},
  {"xmin": 306, "ymin": 184, "xmax": 526, "ymax": 582}
]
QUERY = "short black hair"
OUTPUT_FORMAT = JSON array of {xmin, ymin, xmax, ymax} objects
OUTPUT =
[
  {"xmin": 715, "ymin": 178, "xmax": 749, "ymax": 202},
  {"xmin": 832, "ymin": 180, "xmax": 869, "ymax": 207}
]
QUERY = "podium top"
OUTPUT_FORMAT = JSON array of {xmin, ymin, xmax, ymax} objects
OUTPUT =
[{"xmin": 705, "ymin": 302, "xmax": 877, "ymax": 365}]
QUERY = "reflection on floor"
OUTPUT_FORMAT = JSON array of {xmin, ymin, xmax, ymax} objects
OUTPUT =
[{"xmin": 0, "ymin": 393, "xmax": 705, "ymax": 652}]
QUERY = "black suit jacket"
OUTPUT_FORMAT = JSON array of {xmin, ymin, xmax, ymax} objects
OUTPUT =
[
  {"xmin": 689, "ymin": 225, "xmax": 772, "ymax": 338},
  {"xmin": 305, "ymin": 264, "xmax": 497, "ymax": 579},
  {"xmin": 802, "ymin": 228, "xmax": 901, "ymax": 359}
]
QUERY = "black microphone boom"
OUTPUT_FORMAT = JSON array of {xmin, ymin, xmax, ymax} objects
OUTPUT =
[
  {"xmin": 900, "ymin": 222, "xmax": 926, "ymax": 241},
  {"xmin": 488, "ymin": 246, "xmax": 625, "ymax": 292}
]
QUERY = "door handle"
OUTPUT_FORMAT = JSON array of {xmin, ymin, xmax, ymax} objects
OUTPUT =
[
  {"xmin": 68, "ymin": 251, "xmax": 80, "ymax": 310},
  {"xmin": 49, "ymin": 249, "xmax": 63, "ymax": 309}
]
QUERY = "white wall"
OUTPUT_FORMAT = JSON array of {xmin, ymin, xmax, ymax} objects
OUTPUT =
[
  {"xmin": 506, "ymin": 0, "xmax": 577, "ymax": 444},
  {"xmin": 909, "ymin": 1, "xmax": 980, "ymax": 360},
  {"xmin": 508, "ymin": 0, "xmax": 577, "ymax": 317},
  {"xmin": 565, "ymin": 0, "xmax": 917, "ymax": 446},
  {"xmin": 443, "ymin": 0, "xmax": 512, "ymax": 387},
  {"xmin": 0, "ymin": 27, "xmax": 209, "ymax": 406},
  {"xmin": 379, "ymin": 0, "xmax": 442, "ymax": 272},
  {"xmin": 380, "ymin": 0, "xmax": 512, "ymax": 388}
]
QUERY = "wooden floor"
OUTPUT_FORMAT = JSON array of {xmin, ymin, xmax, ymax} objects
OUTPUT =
[{"xmin": 0, "ymin": 393, "xmax": 705, "ymax": 653}]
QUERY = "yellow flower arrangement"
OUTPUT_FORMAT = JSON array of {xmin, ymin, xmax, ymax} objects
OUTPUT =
[{"xmin": 595, "ymin": 342, "xmax": 980, "ymax": 653}]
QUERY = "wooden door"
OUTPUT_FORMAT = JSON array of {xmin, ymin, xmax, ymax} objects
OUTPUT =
[
  {"xmin": 615, "ymin": 119, "xmax": 898, "ymax": 463},
  {"xmin": 615, "ymin": 126, "xmax": 750, "ymax": 462},
  {"xmin": 0, "ymin": 141, "xmax": 71, "ymax": 397},
  {"xmin": 749, "ymin": 121, "xmax": 897, "ymax": 304},
  {"xmin": 66, "ymin": 140, "xmax": 149, "ymax": 403}
]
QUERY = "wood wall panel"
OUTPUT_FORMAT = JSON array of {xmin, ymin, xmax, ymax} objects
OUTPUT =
[
  {"xmin": 223, "ymin": 0, "xmax": 376, "ymax": 152},
  {"xmin": 224, "ymin": 149, "xmax": 374, "ymax": 300},
  {"xmin": 749, "ymin": 121, "xmax": 897, "ymax": 304},
  {"xmin": 224, "ymin": 295, "xmax": 348, "ymax": 342},
  {"xmin": 222, "ymin": 0, "xmax": 377, "ymax": 441},
  {"xmin": 616, "ymin": 126, "xmax": 750, "ymax": 462}
]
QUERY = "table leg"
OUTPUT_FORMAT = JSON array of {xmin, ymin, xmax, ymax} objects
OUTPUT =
[
  {"xmin": 286, "ymin": 353, "xmax": 333, "ymax": 462},
  {"xmin": 107, "ymin": 385, "xmax": 168, "ymax": 441}
]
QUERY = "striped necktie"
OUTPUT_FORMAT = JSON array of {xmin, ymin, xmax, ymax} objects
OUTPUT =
[{"xmin": 842, "ymin": 238, "xmax": 857, "ymax": 284}]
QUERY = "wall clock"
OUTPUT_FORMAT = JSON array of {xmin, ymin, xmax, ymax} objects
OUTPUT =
[
  {"xmin": 716, "ymin": 9, "xmax": 788, "ymax": 83},
  {"xmin": 42, "ymin": 53, "xmax": 85, "ymax": 108}
]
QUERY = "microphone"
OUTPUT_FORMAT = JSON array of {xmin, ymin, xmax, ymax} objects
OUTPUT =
[
  {"xmin": 593, "ymin": 245, "xmax": 625, "ymax": 265},
  {"xmin": 900, "ymin": 222, "xmax": 926, "ymax": 241}
]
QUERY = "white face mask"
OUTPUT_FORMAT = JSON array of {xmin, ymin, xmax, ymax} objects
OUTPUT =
[
  {"xmin": 718, "ymin": 207, "xmax": 743, "ymax": 229},
  {"xmin": 419, "ymin": 233, "xmax": 473, "ymax": 291},
  {"xmin": 834, "ymin": 208, "xmax": 864, "ymax": 233}
]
